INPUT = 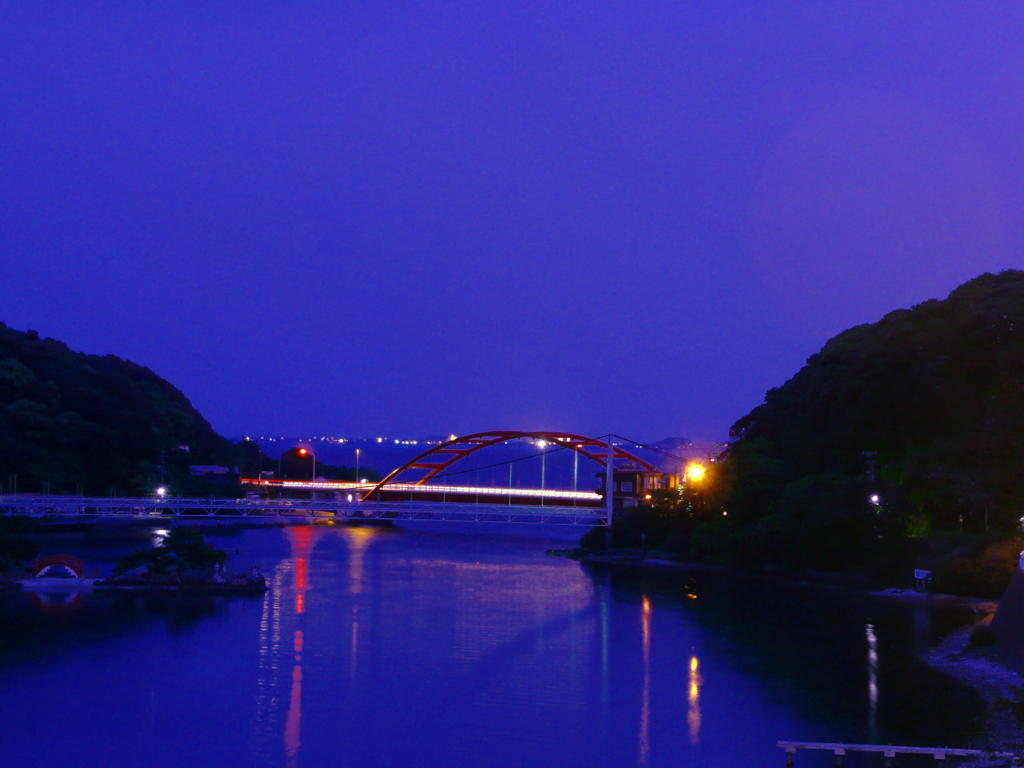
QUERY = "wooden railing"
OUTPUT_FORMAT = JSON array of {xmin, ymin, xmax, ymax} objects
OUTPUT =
[{"xmin": 778, "ymin": 741, "xmax": 1018, "ymax": 766}]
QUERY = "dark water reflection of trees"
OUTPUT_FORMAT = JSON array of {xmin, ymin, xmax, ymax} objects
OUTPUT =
[
  {"xmin": 0, "ymin": 590, "xmax": 259, "ymax": 665},
  {"xmin": 581, "ymin": 562, "xmax": 986, "ymax": 748}
]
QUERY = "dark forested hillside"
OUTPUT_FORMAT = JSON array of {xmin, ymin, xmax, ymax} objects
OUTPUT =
[
  {"xmin": 0, "ymin": 323, "xmax": 232, "ymax": 494},
  {"xmin": 588, "ymin": 271, "xmax": 1024, "ymax": 592},
  {"xmin": 691, "ymin": 270, "xmax": 1024, "ymax": 579}
]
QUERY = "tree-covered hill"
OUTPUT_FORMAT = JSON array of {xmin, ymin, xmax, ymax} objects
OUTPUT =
[
  {"xmin": 726, "ymin": 270, "xmax": 1024, "ymax": 530},
  {"xmin": 587, "ymin": 271, "xmax": 1024, "ymax": 593},
  {"xmin": 0, "ymin": 323, "xmax": 233, "ymax": 494},
  {"xmin": 692, "ymin": 269, "xmax": 1024, "ymax": 581}
]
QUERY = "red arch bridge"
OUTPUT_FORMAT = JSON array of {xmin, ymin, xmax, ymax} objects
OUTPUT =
[{"xmin": 0, "ymin": 432, "xmax": 676, "ymax": 527}]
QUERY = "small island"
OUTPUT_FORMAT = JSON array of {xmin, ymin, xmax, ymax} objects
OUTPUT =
[{"xmin": 96, "ymin": 527, "xmax": 267, "ymax": 593}]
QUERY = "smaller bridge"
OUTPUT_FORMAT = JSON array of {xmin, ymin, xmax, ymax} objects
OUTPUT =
[
  {"xmin": 32, "ymin": 554, "xmax": 86, "ymax": 579},
  {"xmin": 241, "ymin": 478, "xmax": 602, "ymax": 505},
  {"xmin": 0, "ymin": 496, "xmax": 608, "ymax": 526}
]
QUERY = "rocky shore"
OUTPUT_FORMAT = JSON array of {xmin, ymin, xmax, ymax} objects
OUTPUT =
[{"xmin": 921, "ymin": 616, "xmax": 1024, "ymax": 760}]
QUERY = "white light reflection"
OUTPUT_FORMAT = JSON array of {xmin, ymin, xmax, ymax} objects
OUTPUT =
[
  {"xmin": 866, "ymin": 623, "xmax": 879, "ymax": 742},
  {"xmin": 639, "ymin": 595, "xmax": 651, "ymax": 764},
  {"xmin": 600, "ymin": 572, "xmax": 611, "ymax": 750},
  {"xmin": 284, "ymin": 630, "xmax": 303, "ymax": 768}
]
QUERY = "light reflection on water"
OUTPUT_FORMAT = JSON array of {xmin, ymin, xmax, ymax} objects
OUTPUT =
[
  {"xmin": 688, "ymin": 653, "xmax": 701, "ymax": 746},
  {"xmin": 867, "ymin": 622, "xmax": 879, "ymax": 743},
  {"xmin": 0, "ymin": 525, "xmax": 987, "ymax": 768},
  {"xmin": 639, "ymin": 594, "xmax": 651, "ymax": 764}
]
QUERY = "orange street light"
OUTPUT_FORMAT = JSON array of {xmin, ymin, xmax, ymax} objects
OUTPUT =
[
  {"xmin": 685, "ymin": 462, "xmax": 707, "ymax": 483},
  {"xmin": 296, "ymin": 447, "xmax": 316, "ymax": 480}
]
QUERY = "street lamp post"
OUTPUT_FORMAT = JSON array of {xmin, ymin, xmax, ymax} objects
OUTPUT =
[
  {"xmin": 355, "ymin": 448, "xmax": 360, "ymax": 487},
  {"xmin": 297, "ymin": 447, "xmax": 316, "ymax": 481},
  {"xmin": 537, "ymin": 439, "xmax": 548, "ymax": 507}
]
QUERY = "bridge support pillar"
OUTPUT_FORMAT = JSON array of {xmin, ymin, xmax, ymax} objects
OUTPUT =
[{"xmin": 605, "ymin": 436, "xmax": 614, "ymax": 528}]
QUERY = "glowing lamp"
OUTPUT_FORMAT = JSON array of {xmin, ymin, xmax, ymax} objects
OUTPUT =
[{"xmin": 685, "ymin": 463, "xmax": 707, "ymax": 483}]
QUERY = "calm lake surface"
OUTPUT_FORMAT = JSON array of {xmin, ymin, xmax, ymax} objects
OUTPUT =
[{"xmin": 0, "ymin": 524, "xmax": 983, "ymax": 767}]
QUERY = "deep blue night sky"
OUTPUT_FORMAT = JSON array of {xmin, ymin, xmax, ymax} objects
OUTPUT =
[{"xmin": 0, "ymin": 3, "xmax": 1019, "ymax": 440}]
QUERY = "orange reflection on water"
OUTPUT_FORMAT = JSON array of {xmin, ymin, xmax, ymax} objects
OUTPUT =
[
  {"xmin": 639, "ymin": 595, "xmax": 651, "ymax": 764},
  {"xmin": 337, "ymin": 527, "xmax": 377, "ymax": 681},
  {"xmin": 338, "ymin": 525, "xmax": 376, "ymax": 595},
  {"xmin": 687, "ymin": 653, "xmax": 701, "ymax": 745}
]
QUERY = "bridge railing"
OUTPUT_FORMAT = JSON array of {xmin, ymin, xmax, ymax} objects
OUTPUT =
[{"xmin": 0, "ymin": 495, "xmax": 609, "ymax": 526}]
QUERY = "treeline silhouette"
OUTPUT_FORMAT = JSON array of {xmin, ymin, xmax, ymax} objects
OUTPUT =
[
  {"xmin": 589, "ymin": 271, "xmax": 1024, "ymax": 595},
  {"xmin": 0, "ymin": 323, "xmax": 241, "ymax": 495}
]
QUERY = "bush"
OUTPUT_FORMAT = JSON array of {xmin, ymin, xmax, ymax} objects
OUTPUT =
[
  {"xmin": 113, "ymin": 527, "xmax": 227, "ymax": 577},
  {"xmin": 579, "ymin": 506, "xmax": 682, "ymax": 551},
  {"xmin": 969, "ymin": 624, "xmax": 997, "ymax": 648},
  {"xmin": 930, "ymin": 538, "xmax": 1019, "ymax": 598},
  {"xmin": 0, "ymin": 516, "xmax": 39, "ymax": 573}
]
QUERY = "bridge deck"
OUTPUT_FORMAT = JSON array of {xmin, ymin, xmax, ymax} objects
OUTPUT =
[{"xmin": 0, "ymin": 496, "xmax": 608, "ymax": 526}]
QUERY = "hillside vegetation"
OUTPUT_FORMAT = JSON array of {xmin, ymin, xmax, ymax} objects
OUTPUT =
[
  {"xmin": 727, "ymin": 269, "xmax": 1024, "ymax": 532},
  {"xmin": 0, "ymin": 323, "xmax": 234, "ymax": 495},
  {"xmin": 592, "ymin": 271, "xmax": 1024, "ymax": 595}
]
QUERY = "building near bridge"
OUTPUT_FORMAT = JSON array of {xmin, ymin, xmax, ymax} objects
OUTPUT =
[{"xmin": 597, "ymin": 467, "xmax": 679, "ymax": 508}]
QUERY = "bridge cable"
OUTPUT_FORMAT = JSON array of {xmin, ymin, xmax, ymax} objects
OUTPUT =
[
  {"xmin": 427, "ymin": 441, "xmax": 580, "ymax": 482},
  {"xmin": 609, "ymin": 432, "xmax": 720, "ymax": 465}
]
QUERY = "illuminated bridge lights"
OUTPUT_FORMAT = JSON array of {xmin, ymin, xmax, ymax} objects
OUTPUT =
[{"xmin": 240, "ymin": 478, "xmax": 601, "ymax": 501}]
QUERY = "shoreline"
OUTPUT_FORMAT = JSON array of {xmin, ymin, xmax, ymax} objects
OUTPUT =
[
  {"xmin": 555, "ymin": 547, "xmax": 1022, "ymax": 753},
  {"xmin": 923, "ymin": 621, "xmax": 1024, "ymax": 754},
  {"xmin": 552, "ymin": 547, "xmax": 999, "ymax": 608}
]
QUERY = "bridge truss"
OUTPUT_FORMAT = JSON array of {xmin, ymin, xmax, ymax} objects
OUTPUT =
[{"xmin": 364, "ymin": 430, "xmax": 656, "ymax": 500}]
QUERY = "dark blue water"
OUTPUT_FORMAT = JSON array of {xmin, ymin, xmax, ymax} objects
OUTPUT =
[{"xmin": 0, "ymin": 524, "xmax": 982, "ymax": 767}]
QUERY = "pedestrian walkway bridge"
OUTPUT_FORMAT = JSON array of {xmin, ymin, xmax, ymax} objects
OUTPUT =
[{"xmin": 0, "ymin": 495, "xmax": 608, "ymax": 526}]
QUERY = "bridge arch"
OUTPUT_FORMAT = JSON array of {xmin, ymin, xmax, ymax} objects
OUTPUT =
[{"xmin": 363, "ymin": 431, "xmax": 657, "ymax": 500}]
